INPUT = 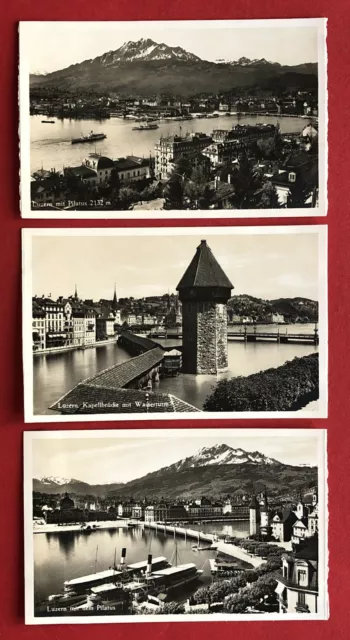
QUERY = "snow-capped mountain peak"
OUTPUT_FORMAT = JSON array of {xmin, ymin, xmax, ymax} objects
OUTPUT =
[
  {"xmin": 99, "ymin": 39, "xmax": 202, "ymax": 65},
  {"xmin": 35, "ymin": 476, "xmax": 73, "ymax": 485},
  {"xmin": 163, "ymin": 444, "xmax": 279, "ymax": 474}
]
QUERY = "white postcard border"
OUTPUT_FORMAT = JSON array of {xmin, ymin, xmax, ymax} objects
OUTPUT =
[
  {"xmin": 19, "ymin": 18, "xmax": 327, "ymax": 219},
  {"xmin": 22, "ymin": 225, "xmax": 328, "ymax": 422}
]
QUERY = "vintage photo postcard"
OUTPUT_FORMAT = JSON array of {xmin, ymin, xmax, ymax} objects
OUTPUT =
[
  {"xmin": 22, "ymin": 225, "xmax": 327, "ymax": 422},
  {"xmin": 24, "ymin": 428, "xmax": 328, "ymax": 624},
  {"xmin": 19, "ymin": 18, "xmax": 327, "ymax": 219}
]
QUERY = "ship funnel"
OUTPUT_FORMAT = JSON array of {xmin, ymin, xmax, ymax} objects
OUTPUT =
[
  {"xmin": 147, "ymin": 554, "xmax": 152, "ymax": 575},
  {"xmin": 120, "ymin": 548, "xmax": 127, "ymax": 565}
]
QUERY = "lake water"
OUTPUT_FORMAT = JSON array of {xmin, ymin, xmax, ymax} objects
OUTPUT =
[
  {"xmin": 30, "ymin": 113, "xmax": 307, "ymax": 173},
  {"xmin": 33, "ymin": 521, "xmax": 250, "ymax": 603},
  {"xmin": 33, "ymin": 324, "xmax": 318, "ymax": 414}
]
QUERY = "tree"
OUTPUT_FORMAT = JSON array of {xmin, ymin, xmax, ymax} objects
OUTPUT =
[
  {"xmin": 228, "ymin": 151, "xmax": 264, "ymax": 209},
  {"xmin": 256, "ymin": 181, "xmax": 281, "ymax": 209},
  {"xmin": 118, "ymin": 187, "xmax": 140, "ymax": 209},
  {"xmin": 163, "ymin": 178, "xmax": 184, "ymax": 210}
]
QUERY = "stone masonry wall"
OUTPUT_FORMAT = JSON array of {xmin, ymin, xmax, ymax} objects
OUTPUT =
[{"xmin": 197, "ymin": 302, "xmax": 228, "ymax": 374}]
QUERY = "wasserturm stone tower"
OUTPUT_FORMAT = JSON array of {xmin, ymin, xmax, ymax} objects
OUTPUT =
[{"xmin": 176, "ymin": 240, "xmax": 234, "ymax": 374}]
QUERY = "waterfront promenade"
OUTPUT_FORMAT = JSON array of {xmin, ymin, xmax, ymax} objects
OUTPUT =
[
  {"xmin": 33, "ymin": 520, "xmax": 127, "ymax": 534},
  {"xmin": 144, "ymin": 521, "xmax": 265, "ymax": 567}
]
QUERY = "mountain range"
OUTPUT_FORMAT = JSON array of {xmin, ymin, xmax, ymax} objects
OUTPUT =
[
  {"xmin": 33, "ymin": 444, "xmax": 316, "ymax": 500},
  {"xmin": 30, "ymin": 38, "xmax": 318, "ymax": 97}
]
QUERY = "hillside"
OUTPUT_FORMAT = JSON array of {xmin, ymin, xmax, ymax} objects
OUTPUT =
[
  {"xmin": 29, "ymin": 39, "xmax": 318, "ymax": 97},
  {"xmin": 228, "ymin": 295, "xmax": 318, "ymax": 322}
]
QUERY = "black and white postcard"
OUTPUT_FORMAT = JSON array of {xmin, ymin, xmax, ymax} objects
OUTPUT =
[
  {"xmin": 19, "ymin": 19, "xmax": 327, "ymax": 219},
  {"xmin": 22, "ymin": 226, "xmax": 327, "ymax": 422},
  {"xmin": 24, "ymin": 428, "xmax": 328, "ymax": 623}
]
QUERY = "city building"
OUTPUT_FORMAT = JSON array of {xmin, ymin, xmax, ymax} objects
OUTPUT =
[
  {"xmin": 202, "ymin": 140, "xmax": 239, "ymax": 167},
  {"xmin": 154, "ymin": 132, "xmax": 212, "ymax": 180},
  {"xmin": 249, "ymin": 496, "xmax": 261, "ymax": 536},
  {"xmin": 33, "ymin": 297, "xmax": 67, "ymax": 349},
  {"xmin": 260, "ymin": 490, "xmax": 271, "ymax": 538},
  {"xmin": 32, "ymin": 300, "xmax": 46, "ymax": 351},
  {"xmin": 275, "ymin": 538, "xmax": 319, "ymax": 614},
  {"xmin": 271, "ymin": 509, "xmax": 298, "ymax": 543},
  {"xmin": 114, "ymin": 156, "xmax": 151, "ymax": 183},
  {"xmin": 177, "ymin": 239, "xmax": 234, "ymax": 374},
  {"xmin": 83, "ymin": 154, "xmax": 115, "ymax": 184}
]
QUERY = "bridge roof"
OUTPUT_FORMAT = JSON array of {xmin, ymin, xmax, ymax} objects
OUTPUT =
[
  {"xmin": 119, "ymin": 331, "xmax": 158, "ymax": 351},
  {"xmin": 79, "ymin": 347, "xmax": 165, "ymax": 390},
  {"xmin": 50, "ymin": 386, "xmax": 200, "ymax": 414},
  {"xmin": 177, "ymin": 240, "xmax": 233, "ymax": 290}
]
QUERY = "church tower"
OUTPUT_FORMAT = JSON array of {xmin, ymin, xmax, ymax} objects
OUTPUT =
[
  {"xmin": 249, "ymin": 495, "xmax": 260, "ymax": 536},
  {"xmin": 176, "ymin": 240, "xmax": 233, "ymax": 374},
  {"xmin": 112, "ymin": 284, "xmax": 118, "ymax": 311},
  {"xmin": 260, "ymin": 489, "xmax": 271, "ymax": 538}
]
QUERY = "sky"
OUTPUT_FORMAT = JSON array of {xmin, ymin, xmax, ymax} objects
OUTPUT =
[
  {"xmin": 31, "ymin": 232, "xmax": 319, "ymax": 302},
  {"xmin": 32, "ymin": 432, "xmax": 320, "ymax": 484},
  {"xmin": 23, "ymin": 22, "xmax": 319, "ymax": 74}
]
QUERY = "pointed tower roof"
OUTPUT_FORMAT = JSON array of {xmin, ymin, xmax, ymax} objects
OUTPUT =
[
  {"xmin": 176, "ymin": 240, "xmax": 234, "ymax": 290},
  {"xmin": 249, "ymin": 495, "xmax": 260, "ymax": 509},
  {"xmin": 261, "ymin": 488, "xmax": 269, "ymax": 512},
  {"xmin": 112, "ymin": 284, "xmax": 118, "ymax": 310},
  {"xmin": 74, "ymin": 284, "xmax": 78, "ymax": 300}
]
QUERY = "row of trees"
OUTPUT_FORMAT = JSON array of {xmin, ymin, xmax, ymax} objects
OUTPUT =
[{"xmin": 204, "ymin": 353, "xmax": 319, "ymax": 412}]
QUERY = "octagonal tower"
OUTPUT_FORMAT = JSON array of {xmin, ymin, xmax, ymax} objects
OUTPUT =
[{"xmin": 176, "ymin": 239, "xmax": 234, "ymax": 374}]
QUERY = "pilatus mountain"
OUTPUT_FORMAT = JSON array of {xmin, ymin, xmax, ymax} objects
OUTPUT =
[
  {"xmin": 33, "ymin": 445, "xmax": 317, "ymax": 500},
  {"xmin": 30, "ymin": 38, "xmax": 318, "ymax": 97}
]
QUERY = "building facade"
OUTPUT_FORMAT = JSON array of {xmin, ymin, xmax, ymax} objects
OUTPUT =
[
  {"xmin": 154, "ymin": 133, "xmax": 212, "ymax": 180},
  {"xmin": 275, "ymin": 539, "xmax": 319, "ymax": 614}
]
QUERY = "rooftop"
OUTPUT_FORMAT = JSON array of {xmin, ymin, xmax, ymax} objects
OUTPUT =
[
  {"xmin": 50, "ymin": 386, "xmax": 200, "ymax": 414},
  {"xmin": 177, "ymin": 240, "xmax": 234, "ymax": 290}
]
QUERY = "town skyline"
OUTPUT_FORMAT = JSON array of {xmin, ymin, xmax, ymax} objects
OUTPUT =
[
  {"xmin": 31, "ymin": 232, "xmax": 320, "ymax": 302},
  {"xmin": 25, "ymin": 22, "xmax": 320, "ymax": 74},
  {"xmin": 32, "ymin": 432, "xmax": 320, "ymax": 485}
]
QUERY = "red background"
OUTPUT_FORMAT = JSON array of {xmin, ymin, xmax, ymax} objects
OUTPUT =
[{"xmin": 0, "ymin": 1, "xmax": 349, "ymax": 638}]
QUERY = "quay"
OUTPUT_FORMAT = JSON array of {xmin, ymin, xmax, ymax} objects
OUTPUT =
[
  {"xmin": 143, "ymin": 521, "xmax": 264, "ymax": 568},
  {"xmin": 33, "ymin": 335, "xmax": 119, "ymax": 356}
]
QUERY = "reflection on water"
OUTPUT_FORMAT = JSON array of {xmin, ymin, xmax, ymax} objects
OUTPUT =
[
  {"xmin": 34, "ymin": 522, "xmax": 250, "ymax": 602},
  {"xmin": 33, "ymin": 324, "xmax": 318, "ymax": 414},
  {"xmin": 33, "ymin": 342, "xmax": 130, "ymax": 414},
  {"xmin": 30, "ymin": 113, "xmax": 307, "ymax": 173}
]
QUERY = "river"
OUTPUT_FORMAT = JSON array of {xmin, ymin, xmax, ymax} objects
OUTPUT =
[
  {"xmin": 33, "ymin": 324, "xmax": 318, "ymax": 415},
  {"xmin": 33, "ymin": 521, "xmax": 250, "ymax": 604},
  {"xmin": 30, "ymin": 113, "xmax": 307, "ymax": 173}
]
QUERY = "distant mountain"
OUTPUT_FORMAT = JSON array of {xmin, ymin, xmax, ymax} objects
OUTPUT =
[
  {"xmin": 29, "ymin": 39, "xmax": 318, "ymax": 97},
  {"xmin": 33, "ymin": 445, "xmax": 317, "ymax": 501},
  {"xmin": 33, "ymin": 477, "xmax": 124, "ymax": 496},
  {"xmin": 228, "ymin": 295, "xmax": 318, "ymax": 322},
  {"xmin": 98, "ymin": 38, "xmax": 202, "ymax": 64},
  {"xmin": 153, "ymin": 444, "xmax": 278, "ymax": 473}
]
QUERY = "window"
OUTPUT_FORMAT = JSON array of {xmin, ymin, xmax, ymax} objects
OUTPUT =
[
  {"xmin": 297, "ymin": 569, "xmax": 308, "ymax": 586},
  {"xmin": 297, "ymin": 592, "xmax": 306, "ymax": 606},
  {"xmin": 289, "ymin": 171, "xmax": 296, "ymax": 183}
]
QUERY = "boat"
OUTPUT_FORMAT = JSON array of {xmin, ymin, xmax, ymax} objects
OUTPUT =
[
  {"xmin": 71, "ymin": 131, "xmax": 107, "ymax": 144},
  {"xmin": 41, "ymin": 120, "xmax": 55, "ymax": 124},
  {"xmin": 132, "ymin": 123, "xmax": 159, "ymax": 131}
]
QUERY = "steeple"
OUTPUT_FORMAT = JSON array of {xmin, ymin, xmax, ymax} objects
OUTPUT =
[
  {"xmin": 74, "ymin": 284, "xmax": 78, "ymax": 300},
  {"xmin": 112, "ymin": 283, "xmax": 118, "ymax": 310}
]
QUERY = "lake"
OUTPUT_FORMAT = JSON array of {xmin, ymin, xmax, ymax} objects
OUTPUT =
[
  {"xmin": 33, "ymin": 521, "xmax": 250, "ymax": 604},
  {"xmin": 30, "ymin": 113, "xmax": 308, "ymax": 173}
]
